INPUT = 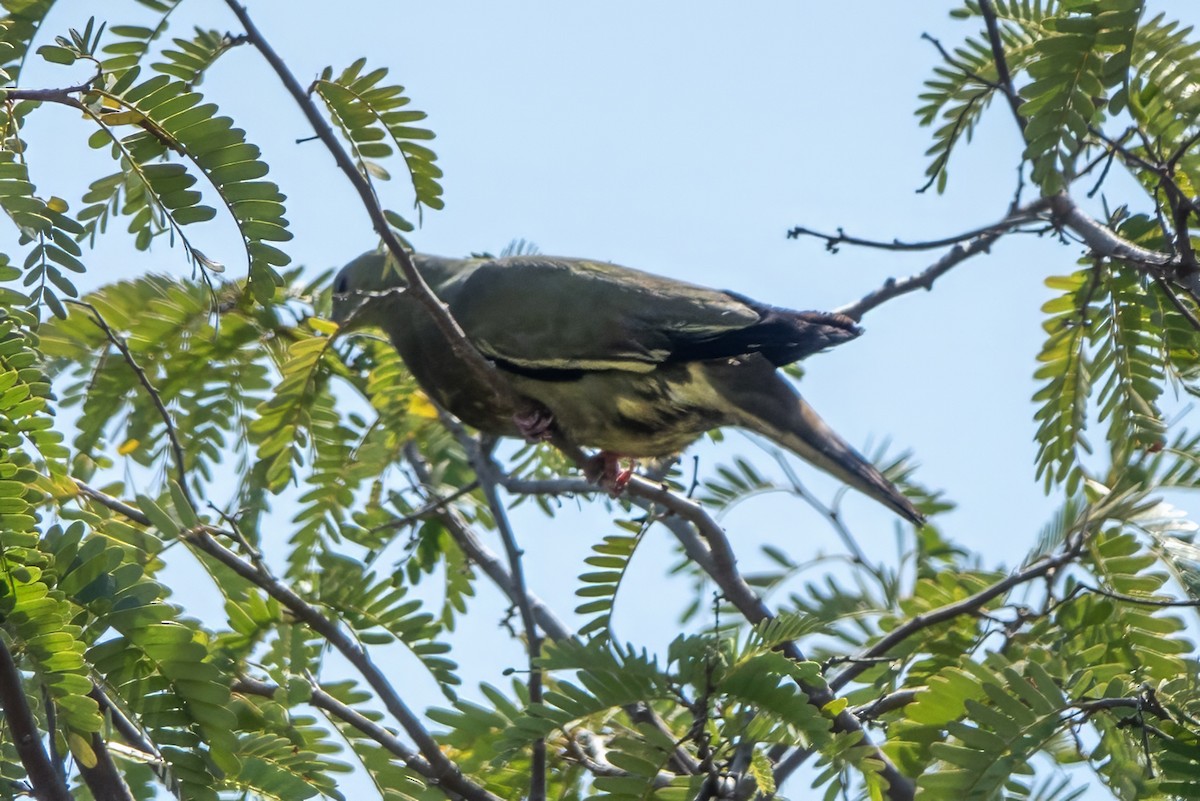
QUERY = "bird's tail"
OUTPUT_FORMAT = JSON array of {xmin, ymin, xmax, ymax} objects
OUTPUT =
[{"xmin": 720, "ymin": 366, "xmax": 925, "ymax": 525}]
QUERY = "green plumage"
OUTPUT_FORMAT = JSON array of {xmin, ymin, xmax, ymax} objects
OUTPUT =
[{"xmin": 332, "ymin": 251, "xmax": 923, "ymax": 524}]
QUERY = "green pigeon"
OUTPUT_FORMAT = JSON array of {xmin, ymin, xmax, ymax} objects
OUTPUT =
[{"xmin": 331, "ymin": 251, "xmax": 923, "ymax": 524}]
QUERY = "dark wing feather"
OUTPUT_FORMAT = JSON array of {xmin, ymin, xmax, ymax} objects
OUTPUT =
[{"xmin": 446, "ymin": 256, "xmax": 860, "ymax": 375}]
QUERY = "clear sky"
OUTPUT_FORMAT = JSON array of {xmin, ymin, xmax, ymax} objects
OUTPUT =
[{"xmin": 9, "ymin": 1, "xmax": 1200, "ymax": 797}]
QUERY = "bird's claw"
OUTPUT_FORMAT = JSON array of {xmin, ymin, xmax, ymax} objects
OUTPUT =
[
  {"xmin": 584, "ymin": 452, "xmax": 637, "ymax": 496},
  {"xmin": 513, "ymin": 405, "xmax": 555, "ymax": 442}
]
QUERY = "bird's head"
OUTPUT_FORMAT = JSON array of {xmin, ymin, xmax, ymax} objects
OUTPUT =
[
  {"xmin": 331, "ymin": 251, "xmax": 482, "ymax": 331},
  {"xmin": 330, "ymin": 251, "xmax": 408, "ymax": 331}
]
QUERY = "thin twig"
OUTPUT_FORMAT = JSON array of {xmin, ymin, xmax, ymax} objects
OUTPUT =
[
  {"xmin": 770, "ymin": 450, "xmax": 887, "ymax": 582},
  {"xmin": 478, "ymin": 457, "xmax": 907, "ymax": 793},
  {"xmin": 792, "ymin": 197, "xmax": 1053, "ymax": 320},
  {"xmin": 1168, "ymin": 129, "xmax": 1200, "ymax": 168},
  {"xmin": 838, "ymin": 233, "xmax": 1001, "ymax": 321},
  {"xmin": 90, "ymin": 687, "xmax": 155, "ymax": 756},
  {"xmin": 921, "ymin": 32, "xmax": 998, "ymax": 89},
  {"xmin": 69, "ymin": 301, "xmax": 195, "ymax": 509},
  {"xmin": 807, "ymin": 193, "xmax": 1192, "ymax": 319},
  {"xmin": 402, "ymin": 445, "xmax": 574, "ymax": 641},
  {"xmin": 828, "ymin": 540, "xmax": 1084, "ymax": 692},
  {"xmin": 1077, "ymin": 582, "xmax": 1200, "ymax": 608},
  {"xmin": 1090, "ymin": 126, "xmax": 1200, "ymax": 271},
  {"xmin": 620, "ymin": 484, "xmax": 916, "ymax": 801},
  {"xmin": 786, "ymin": 212, "xmax": 1035, "ymax": 253},
  {"xmin": 1151, "ymin": 274, "xmax": 1200, "ymax": 332},
  {"xmin": 366, "ymin": 480, "xmax": 481, "ymax": 535}
]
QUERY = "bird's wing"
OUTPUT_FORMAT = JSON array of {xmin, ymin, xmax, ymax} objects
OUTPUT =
[{"xmin": 446, "ymin": 256, "xmax": 858, "ymax": 374}]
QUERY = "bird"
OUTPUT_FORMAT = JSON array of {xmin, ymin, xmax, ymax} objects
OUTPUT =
[{"xmin": 331, "ymin": 250, "xmax": 924, "ymax": 524}]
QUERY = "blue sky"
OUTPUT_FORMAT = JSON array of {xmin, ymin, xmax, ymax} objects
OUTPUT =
[{"xmin": 10, "ymin": 0, "xmax": 1200, "ymax": 797}]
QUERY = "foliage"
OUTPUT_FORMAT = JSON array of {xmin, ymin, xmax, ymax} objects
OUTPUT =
[{"xmin": 0, "ymin": 3, "xmax": 1196, "ymax": 801}]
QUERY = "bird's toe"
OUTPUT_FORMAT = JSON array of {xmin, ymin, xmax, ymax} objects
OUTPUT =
[{"xmin": 512, "ymin": 404, "xmax": 556, "ymax": 442}]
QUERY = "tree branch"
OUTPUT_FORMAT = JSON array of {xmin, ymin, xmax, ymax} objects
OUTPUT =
[
  {"xmin": 834, "ymin": 229, "xmax": 1005, "ymax": 322},
  {"xmin": 69, "ymin": 301, "xmax": 196, "ymax": 510},
  {"xmin": 71, "ymin": 476, "xmax": 501, "ymax": 799},
  {"xmin": 477, "ymin": 457, "xmax": 911, "ymax": 796},
  {"xmin": 402, "ymin": 445, "xmax": 575, "ymax": 642},
  {"xmin": 815, "ymin": 193, "xmax": 1194, "ymax": 320},
  {"xmin": 470, "ymin": 445, "xmax": 546, "ymax": 801},
  {"xmin": 786, "ymin": 210, "xmax": 1036, "ymax": 253},
  {"xmin": 791, "ymin": 198, "xmax": 1052, "ymax": 320},
  {"xmin": 828, "ymin": 542, "xmax": 1084, "ymax": 692},
  {"xmin": 0, "ymin": 636, "xmax": 71, "ymax": 801},
  {"xmin": 406, "ymin": 440, "xmax": 700, "ymax": 777},
  {"xmin": 977, "ymin": 0, "xmax": 1027, "ymax": 133},
  {"xmin": 605, "ymin": 479, "xmax": 915, "ymax": 801},
  {"xmin": 76, "ymin": 732, "xmax": 137, "ymax": 801},
  {"xmin": 231, "ymin": 676, "xmax": 438, "ymax": 775},
  {"xmin": 1046, "ymin": 193, "xmax": 1189, "ymax": 281},
  {"xmin": 852, "ymin": 690, "xmax": 919, "ymax": 722}
]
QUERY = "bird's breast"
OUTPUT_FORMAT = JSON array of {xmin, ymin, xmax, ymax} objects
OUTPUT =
[{"xmin": 510, "ymin": 362, "xmax": 732, "ymax": 456}]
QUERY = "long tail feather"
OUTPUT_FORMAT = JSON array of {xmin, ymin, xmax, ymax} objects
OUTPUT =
[
  {"xmin": 761, "ymin": 396, "xmax": 924, "ymax": 525},
  {"xmin": 716, "ymin": 362, "xmax": 925, "ymax": 524}
]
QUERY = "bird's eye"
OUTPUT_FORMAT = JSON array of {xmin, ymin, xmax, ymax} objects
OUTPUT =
[{"xmin": 334, "ymin": 274, "xmax": 348, "ymax": 295}]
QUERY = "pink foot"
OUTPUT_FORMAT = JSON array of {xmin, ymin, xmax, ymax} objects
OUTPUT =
[
  {"xmin": 613, "ymin": 462, "xmax": 638, "ymax": 492},
  {"xmin": 584, "ymin": 452, "xmax": 637, "ymax": 496}
]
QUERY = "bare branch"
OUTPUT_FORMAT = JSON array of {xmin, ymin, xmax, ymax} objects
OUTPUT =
[
  {"xmin": 978, "ymin": 0, "xmax": 1027, "ymax": 133},
  {"xmin": 786, "ymin": 210, "xmax": 1035, "ymax": 254},
  {"xmin": 0, "ymin": 636, "xmax": 72, "ymax": 801},
  {"xmin": 1045, "ymin": 193, "xmax": 1193, "ymax": 285},
  {"xmin": 365, "ymin": 480, "xmax": 481, "ymax": 535},
  {"xmin": 825, "ymin": 193, "xmax": 1196, "ymax": 321},
  {"xmin": 793, "ymin": 197, "xmax": 1051, "ymax": 320}
]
